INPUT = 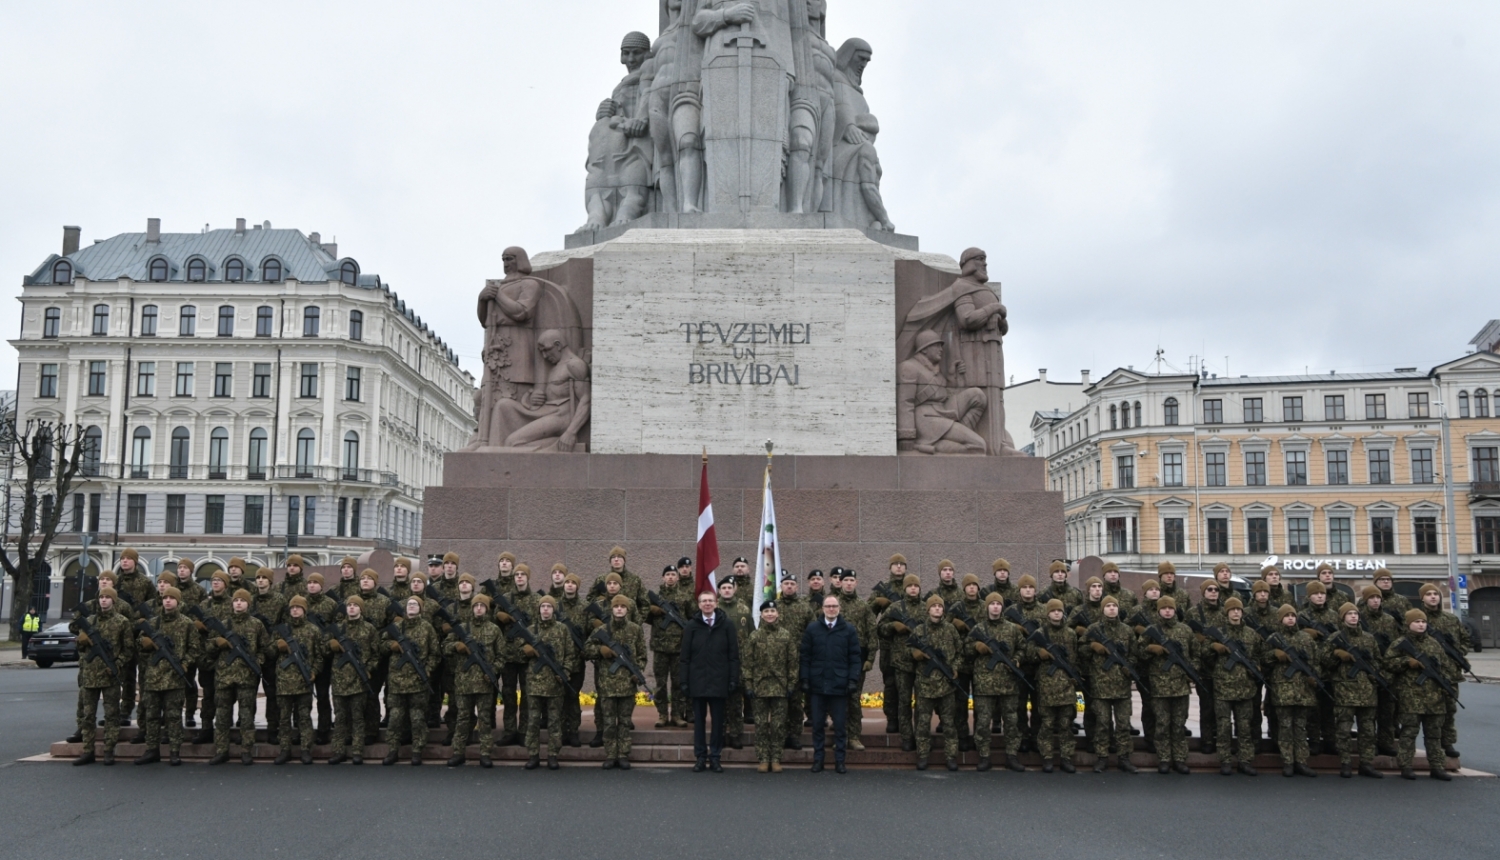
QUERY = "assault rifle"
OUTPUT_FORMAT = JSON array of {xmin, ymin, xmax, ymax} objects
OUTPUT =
[
  {"xmin": 589, "ymin": 626, "xmax": 649, "ymax": 687},
  {"xmin": 447, "ymin": 618, "xmax": 500, "ymax": 690},
  {"xmin": 970, "ymin": 628, "xmax": 1032, "ymax": 690},
  {"xmin": 908, "ymin": 631, "xmax": 958, "ymax": 684},
  {"xmin": 134, "ymin": 616, "xmax": 189, "ymax": 684},
  {"xmin": 71, "ymin": 609, "xmax": 120, "ymax": 679},
  {"xmin": 1267, "ymin": 633, "xmax": 1327, "ymax": 698},
  {"xmin": 647, "ymin": 590, "xmax": 688, "ymax": 630},
  {"xmin": 1359, "ymin": 619, "xmax": 1392, "ymax": 652},
  {"xmin": 1086, "ymin": 627, "xmax": 1146, "ymax": 693},
  {"xmin": 1327, "ymin": 631, "xmax": 1390, "ymax": 694},
  {"xmin": 1027, "ymin": 628, "xmax": 1082, "ymax": 684},
  {"xmin": 1429, "ymin": 628, "xmax": 1481, "ymax": 683},
  {"xmin": 270, "ymin": 622, "xmax": 313, "ymax": 684},
  {"xmin": 946, "ymin": 601, "xmax": 977, "ymax": 635},
  {"xmin": 1144, "ymin": 625, "xmax": 1204, "ymax": 688},
  {"xmin": 490, "ymin": 591, "xmax": 533, "ymax": 630},
  {"xmin": 1003, "ymin": 605, "xmax": 1039, "ymax": 634},
  {"xmin": 510, "ymin": 622, "xmax": 576, "ymax": 694},
  {"xmin": 1186, "ymin": 619, "xmax": 1264, "ymax": 684},
  {"xmin": 1299, "ymin": 615, "xmax": 1337, "ymax": 640},
  {"xmin": 317, "ymin": 616, "xmax": 375, "ymax": 697},
  {"xmin": 383, "ymin": 622, "xmax": 433, "ymax": 694},
  {"xmin": 188, "ymin": 606, "xmax": 261, "ymax": 680},
  {"xmin": 1395, "ymin": 638, "xmax": 1464, "ymax": 708}
]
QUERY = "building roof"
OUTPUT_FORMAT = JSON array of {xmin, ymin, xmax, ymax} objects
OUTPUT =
[
  {"xmin": 1471, "ymin": 320, "xmax": 1500, "ymax": 351},
  {"xmin": 25, "ymin": 225, "xmax": 375, "ymax": 288},
  {"xmin": 1199, "ymin": 370, "xmax": 1429, "ymax": 388}
]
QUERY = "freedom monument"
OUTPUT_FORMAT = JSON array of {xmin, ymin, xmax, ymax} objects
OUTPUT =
[{"xmin": 425, "ymin": 0, "xmax": 1062, "ymax": 577}]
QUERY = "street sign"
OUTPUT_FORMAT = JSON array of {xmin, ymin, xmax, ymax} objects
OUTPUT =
[{"xmin": 1458, "ymin": 574, "xmax": 1468, "ymax": 589}]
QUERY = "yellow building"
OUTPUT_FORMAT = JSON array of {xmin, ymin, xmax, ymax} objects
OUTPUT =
[{"xmin": 1032, "ymin": 349, "xmax": 1500, "ymax": 644}]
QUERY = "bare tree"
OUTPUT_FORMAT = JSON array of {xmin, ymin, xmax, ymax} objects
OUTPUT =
[{"xmin": 2, "ymin": 418, "xmax": 87, "ymax": 640}]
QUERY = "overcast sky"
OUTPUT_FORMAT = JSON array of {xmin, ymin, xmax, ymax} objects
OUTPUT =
[{"xmin": 3, "ymin": 0, "xmax": 1497, "ymax": 390}]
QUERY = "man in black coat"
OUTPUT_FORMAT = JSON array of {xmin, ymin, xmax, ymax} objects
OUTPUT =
[
  {"xmin": 801, "ymin": 594, "xmax": 863, "ymax": 773},
  {"xmin": 680, "ymin": 591, "xmax": 741, "ymax": 772}
]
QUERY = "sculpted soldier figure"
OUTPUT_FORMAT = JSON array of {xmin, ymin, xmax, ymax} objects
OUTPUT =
[
  {"xmin": 494, "ymin": 330, "xmax": 592, "ymax": 451},
  {"xmin": 829, "ymin": 39, "xmax": 894, "ymax": 232},
  {"xmin": 787, "ymin": 0, "xmax": 838, "ymax": 215},
  {"xmin": 897, "ymin": 330, "xmax": 987, "ymax": 454},
  {"xmin": 579, "ymin": 32, "xmax": 655, "ymax": 232},
  {"xmin": 642, "ymin": 0, "xmax": 707, "ymax": 213},
  {"xmin": 475, "ymin": 247, "xmax": 545, "ymax": 416}
]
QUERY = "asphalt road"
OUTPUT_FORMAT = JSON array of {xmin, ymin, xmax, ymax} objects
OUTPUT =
[{"xmin": 2, "ymin": 666, "xmax": 1497, "ymax": 860}]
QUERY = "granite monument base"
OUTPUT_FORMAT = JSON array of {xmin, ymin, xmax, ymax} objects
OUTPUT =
[{"xmin": 421, "ymin": 452, "xmax": 1063, "ymax": 583}]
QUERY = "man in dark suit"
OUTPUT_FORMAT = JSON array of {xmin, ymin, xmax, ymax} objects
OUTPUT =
[
  {"xmin": 801, "ymin": 594, "xmax": 863, "ymax": 773},
  {"xmin": 680, "ymin": 591, "xmax": 741, "ymax": 772}
]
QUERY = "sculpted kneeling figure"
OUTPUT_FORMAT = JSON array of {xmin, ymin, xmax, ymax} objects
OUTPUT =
[
  {"xmin": 898, "ymin": 331, "xmax": 987, "ymax": 454},
  {"xmin": 494, "ymin": 330, "xmax": 592, "ymax": 452}
]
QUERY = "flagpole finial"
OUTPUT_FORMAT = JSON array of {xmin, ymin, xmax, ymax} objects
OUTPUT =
[
  {"xmin": 765, "ymin": 440, "xmax": 774, "ymax": 455},
  {"xmin": 702, "ymin": 446, "xmax": 708, "ymax": 463}
]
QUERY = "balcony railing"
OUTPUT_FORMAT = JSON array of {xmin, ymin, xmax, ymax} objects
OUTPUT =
[{"xmin": 1473, "ymin": 481, "xmax": 1500, "ymax": 499}]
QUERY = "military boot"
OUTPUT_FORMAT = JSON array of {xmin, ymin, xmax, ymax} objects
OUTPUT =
[
  {"xmin": 479, "ymin": 755, "xmax": 493, "ymax": 768},
  {"xmin": 448, "ymin": 752, "xmax": 466, "ymax": 767},
  {"xmin": 1119, "ymin": 758, "xmax": 1138, "ymax": 774},
  {"xmin": 1359, "ymin": 762, "xmax": 1383, "ymax": 779},
  {"xmin": 977, "ymin": 757, "xmax": 993, "ymax": 772},
  {"xmin": 757, "ymin": 761, "xmax": 769, "ymax": 773},
  {"xmin": 546, "ymin": 755, "xmax": 558, "ymax": 770},
  {"xmin": 274, "ymin": 751, "xmax": 291, "ymax": 766},
  {"xmin": 1221, "ymin": 763, "xmax": 1234, "ymax": 776},
  {"xmin": 589, "ymin": 731, "xmax": 604, "ymax": 748},
  {"xmin": 1093, "ymin": 758, "xmax": 1107, "ymax": 773},
  {"xmin": 1006, "ymin": 754, "xmax": 1025, "ymax": 772},
  {"xmin": 328, "ymin": 753, "xmax": 347, "ymax": 765},
  {"xmin": 1401, "ymin": 766, "xmax": 1416, "ymax": 779},
  {"xmin": 619, "ymin": 758, "xmax": 632, "ymax": 770},
  {"xmin": 1444, "ymin": 745, "xmax": 1460, "ymax": 759},
  {"xmin": 351, "ymin": 753, "xmax": 363, "ymax": 765},
  {"xmin": 1340, "ymin": 763, "xmax": 1352, "ymax": 778},
  {"xmin": 382, "ymin": 749, "xmax": 400, "ymax": 766},
  {"xmin": 72, "ymin": 751, "xmax": 96, "ymax": 766},
  {"xmin": 134, "ymin": 748, "xmax": 160, "ymax": 766},
  {"xmin": 300, "ymin": 750, "xmax": 313, "ymax": 765},
  {"xmin": 1238, "ymin": 763, "xmax": 1257, "ymax": 776},
  {"xmin": 241, "ymin": 750, "xmax": 254, "ymax": 766},
  {"xmin": 525, "ymin": 755, "xmax": 540, "ymax": 769},
  {"xmin": 67, "ymin": 732, "xmax": 83, "ymax": 744},
  {"xmin": 101, "ymin": 749, "xmax": 115, "ymax": 766},
  {"xmin": 169, "ymin": 752, "xmax": 182, "ymax": 766},
  {"xmin": 1430, "ymin": 768, "xmax": 1452, "ymax": 781},
  {"xmin": 1294, "ymin": 762, "xmax": 1317, "ymax": 777},
  {"xmin": 209, "ymin": 751, "xmax": 230, "ymax": 765},
  {"xmin": 411, "ymin": 750, "xmax": 423, "ymax": 766}
]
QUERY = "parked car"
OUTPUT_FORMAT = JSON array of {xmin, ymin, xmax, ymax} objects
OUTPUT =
[{"xmin": 27, "ymin": 622, "xmax": 78, "ymax": 668}]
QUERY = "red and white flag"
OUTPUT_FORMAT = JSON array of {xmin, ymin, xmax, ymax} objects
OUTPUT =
[{"xmin": 694, "ymin": 454, "xmax": 720, "ymax": 597}]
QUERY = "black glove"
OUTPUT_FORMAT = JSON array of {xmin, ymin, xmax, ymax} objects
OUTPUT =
[{"xmin": 846, "ymin": 682, "xmax": 861, "ymax": 695}]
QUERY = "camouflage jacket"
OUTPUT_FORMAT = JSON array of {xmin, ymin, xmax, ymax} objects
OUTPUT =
[
  {"xmin": 304, "ymin": 593, "xmax": 341, "ymax": 628},
  {"xmin": 1206, "ymin": 622, "xmax": 1262, "ymax": 701},
  {"xmin": 251, "ymin": 591, "xmax": 287, "ymax": 631},
  {"xmin": 1382, "ymin": 631, "xmax": 1452, "ymax": 714},
  {"xmin": 1372, "ymin": 587, "xmax": 1411, "ymax": 618},
  {"xmin": 272, "ymin": 616, "xmax": 325, "ymax": 695},
  {"xmin": 204, "ymin": 592, "xmax": 234, "ymax": 624},
  {"xmin": 1321, "ymin": 625, "xmax": 1380, "ymax": 708},
  {"xmin": 387, "ymin": 579, "xmax": 413, "ymax": 607},
  {"xmin": 433, "ymin": 576, "xmax": 461, "ymax": 604},
  {"xmin": 334, "ymin": 577, "xmax": 361, "ymax": 600},
  {"xmin": 648, "ymin": 582, "xmax": 691, "ymax": 653},
  {"xmin": 591, "ymin": 567, "xmax": 650, "ymax": 618},
  {"xmin": 208, "ymin": 612, "xmax": 270, "ymax": 687},
  {"xmin": 1262, "ymin": 628, "xmax": 1319, "ymax": 707},
  {"xmin": 1264, "ymin": 584, "xmax": 1295, "ymax": 608},
  {"xmin": 926, "ymin": 582, "xmax": 962, "ymax": 607},
  {"xmin": 444, "ymin": 617, "xmax": 505, "ymax": 694},
  {"xmin": 499, "ymin": 591, "xmax": 541, "ymax": 664},
  {"xmin": 1043, "ymin": 582, "xmax": 1083, "ymax": 610},
  {"xmin": 1423, "ymin": 605, "xmax": 1471, "ymax": 684},
  {"xmin": 721, "ymin": 596, "xmax": 755, "ymax": 664},
  {"xmin": 910, "ymin": 618, "xmax": 962, "ymax": 699},
  {"xmin": 115, "ymin": 569, "xmax": 156, "ymax": 607},
  {"xmin": 586, "ymin": 618, "xmax": 647, "ymax": 698},
  {"xmin": 357, "ymin": 590, "xmax": 393, "ymax": 630},
  {"xmin": 984, "ymin": 580, "xmax": 1019, "ymax": 607},
  {"xmin": 384, "ymin": 616, "xmax": 439, "ymax": 695},
  {"xmin": 1299, "ymin": 601, "xmax": 1341, "ymax": 639},
  {"xmin": 967, "ymin": 617, "xmax": 1032, "ymax": 697},
  {"xmin": 870, "ymin": 576, "xmax": 906, "ymax": 623},
  {"xmin": 1082, "ymin": 617, "xmax": 1136, "ymax": 700},
  {"xmin": 1032, "ymin": 620, "xmax": 1080, "ymax": 707},
  {"xmin": 329, "ymin": 617, "xmax": 381, "ymax": 697},
  {"xmin": 277, "ymin": 572, "xmax": 309, "ymax": 600},
  {"xmin": 1067, "ymin": 601, "xmax": 1105, "ymax": 639},
  {"xmin": 139, "ymin": 610, "xmax": 200, "ymax": 692},
  {"xmin": 835, "ymin": 593, "xmax": 877, "ymax": 661},
  {"xmin": 878, "ymin": 596, "xmax": 925, "ymax": 671},
  {"xmin": 1134, "ymin": 618, "xmax": 1199, "ymax": 698},
  {"xmin": 1358, "ymin": 606, "xmax": 1400, "ymax": 651},
  {"xmin": 523, "ymin": 618, "xmax": 578, "ymax": 698},
  {"xmin": 70, "ymin": 607, "xmax": 136, "ymax": 689},
  {"xmin": 946, "ymin": 598, "xmax": 986, "ymax": 672},
  {"xmin": 1102, "ymin": 582, "xmax": 1137, "ymax": 615},
  {"xmin": 1157, "ymin": 583, "xmax": 1192, "ymax": 615},
  {"xmin": 1244, "ymin": 600, "xmax": 1280, "ymax": 638},
  {"xmin": 1191, "ymin": 598, "xmax": 1228, "ymax": 634},
  {"xmin": 1009, "ymin": 597, "xmax": 1049, "ymax": 633},
  {"xmin": 174, "ymin": 577, "xmax": 208, "ymax": 608},
  {"xmin": 776, "ymin": 595, "xmax": 813, "ymax": 644},
  {"xmin": 745, "ymin": 620, "xmax": 800, "ymax": 698}
]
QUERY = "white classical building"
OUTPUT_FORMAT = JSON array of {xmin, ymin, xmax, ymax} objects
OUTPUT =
[{"xmin": 7, "ymin": 219, "xmax": 474, "ymax": 612}]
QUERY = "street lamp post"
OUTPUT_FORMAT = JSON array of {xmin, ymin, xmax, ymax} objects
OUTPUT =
[{"xmin": 1436, "ymin": 400, "xmax": 1465, "ymax": 620}]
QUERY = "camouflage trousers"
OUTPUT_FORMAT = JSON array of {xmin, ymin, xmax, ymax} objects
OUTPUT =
[
  {"xmin": 386, "ymin": 691, "xmax": 429, "ymax": 752},
  {"xmin": 214, "ymin": 682, "xmax": 257, "ymax": 754},
  {"xmin": 1037, "ymin": 704, "xmax": 1076, "ymax": 760},
  {"xmin": 1376, "ymin": 687, "xmax": 1397, "ymax": 750},
  {"xmin": 119, "ymin": 659, "xmax": 139, "ymax": 720},
  {"xmin": 500, "ymin": 663, "xmax": 527, "ymax": 734},
  {"xmin": 259, "ymin": 659, "xmax": 281, "ymax": 737},
  {"xmin": 652, "ymin": 652, "xmax": 684, "ymax": 721},
  {"xmin": 277, "ymin": 692, "xmax": 315, "ymax": 752},
  {"xmin": 140, "ymin": 688, "xmax": 186, "ymax": 752},
  {"xmin": 847, "ymin": 668, "xmax": 867, "ymax": 742},
  {"xmin": 972, "ymin": 694, "xmax": 1019, "ymax": 758},
  {"xmin": 1308, "ymin": 688, "xmax": 1334, "ymax": 748},
  {"xmin": 753, "ymin": 695, "xmax": 788, "ymax": 763},
  {"xmin": 77, "ymin": 684, "xmax": 121, "ymax": 751},
  {"xmin": 914, "ymin": 694, "xmax": 957, "ymax": 758},
  {"xmin": 597, "ymin": 695, "xmax": 634, "ymax": 760},
  {"xmin": 726, "ymin": 688, "xmax": 746, "ymax": 744},
  {"xmin": 1397, "ymin": 711, "xmax": 1445, "ymax": 770},
  {"xmin": 313, "ymin": 665, "xmax": 332, "ymax": 733},
  {"xmin": 1443, "ymin": 697, "xmax": 1458, "ymax": 747},
  {"xmin": 452, "ymin": 691, "xmax": 497, "ymax": 755},
  {"xmin": 525, "ymin": 694, "xmax": 564, "ymax": 756},
  {"xmin": 1198, "ymin": 679, "xmax": 1217, "ymax": 748},
  {"xmin": 895, "ymin": 670, "xmax": 916, "ymax": 743},
  {"xmin": 1214, "ymin": 697, "xmax": 1256, "ymax": 764},
  {"xmin": 879, "ymin": 648, "xmax": 899, "ymax": 726},
  {"xmin": 181, "ymin": 667, "xmax": 199, "ymax": 726},
  {"xmin": 563, "ymin": 668, "xmax": 585, "ymax": 739},
  {"xmin": 331, "ymin": 693, "xmax": 366, "ymax": 757},
  {"xmin": 785, "ymin": 690, "xmax": 804, "ymax": 743},
  {"xmin": 1276, "ymin": 704, "xmax": 1311, "ymax": 765},
  {"xmin": 1152, "ymin": 695, "xmax": 1190, "ymax": 764},
  {"xmin": 1334, "ymin": 705, "xmax": 1376, "ymax": 765},
  {"xmin": 950, "ymin": 673, "xmax": 973, "ymax": 743},
  {"xmin": 1093, "ymin": 695, "xmax": 1133, "ymax": 758},
  {"xmin": 1018, "ymin": 671, "xmax": 1041, "ymax": 745},
  {"xmin": 367, "ymin": 661, "xmax": 388, "ymax": 737},
  {"xmin": 197, "ymin": 666, "xmax": 217, "ymax": 728}
]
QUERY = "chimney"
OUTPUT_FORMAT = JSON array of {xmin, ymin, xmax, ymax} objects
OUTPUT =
[
  {"xmin": 321, "ymin": 241, "xmax": 338, "ymax": 258},
  {"xmin": 62, "ymin": 226, "xmax": 81, "ymax": 256},
  {"xmin": 1080, "ymin": 369, "xmax": 1090, "ymax": 386},
  {"xmin": 1038, "ymin": 368, "xmax": 1048, "ymax": 383},
  {"xmin": 235, "ymin": 218, "xmax": 247, "ymax": 235},
  {"xmin": 146, "ymin": 218, "xmax": 161, "ymax": 243},
  {"xmin": 308, "ymin": 232, "xmax": 321, "ymax": 245}
]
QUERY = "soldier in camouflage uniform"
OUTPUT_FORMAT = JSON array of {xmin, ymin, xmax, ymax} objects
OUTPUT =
[
  {"xmin": 588, "ymin": 594, "xmax": 648, "ymax": 769},
  {"xmin": 836, "ymin": 571, "xmax": 876, "ymax": 749},
  {"xmin": 134, "ymin": 586, "xmax": 200, "ymax": 766},
  {"xmin": 208, "ymin": 589, "xmax": 270, "ymax": 766},
  {"xmin": 272, "ymin": 596, "xmax": 325, "ymax": 765},
  {"xmin": 1246, "ymin": 579, "xmax": 1279, "ymax": 749},
  {"xmin": 1156, "ymin": 562, "xmax": 1192, "ymax": 617},
  {"xmin": 1033, "ymin": 599, "xmax": 1080, "ymax": 773},
  {"xmin": 1323, "ymin": 601, "xmax": 1384, "ymax": 778},
  {"xmin": 556, "ymin": 573, "xmax": 591, "ymax": 746},
  {"xmin": 1080, "ymin": 595, "xmax": 1136, "ymax": 773},
  {"xmin": 1418, "ymin": 583, "xmax": 1469, "ymax": 759},
  {"xmin": 278, "ymin": 554, "xmax": 309, "ymax": 600},
  {"xmin": 601, "ymin": 547, "xmax": 651, "ymax": 618},
  {"xmin": 327, "ymin": 596, "xmax": 380, "ymax": 765},
  {"xmin": 334, "ymin": 558, "xmax": 360, "ymax": 600},
  {"xmin": 927, "ymin": 561, "xmax": 962, "ymax": 606},
  {"xmin": 968, "ymin": 593, "xmax": 1031, "ymax": 771},
  {"xmin": 985, "ymin": 558, "xmax": 1018, "ymax": 606},
  {"xmin": 1298, "ymin": 580, "xmax": 1340, "ymax": 754},
  {"xmin": 1264, "ymin": 604, "xmax": 1319, "ymax": 777},
  {"xmin": 113, "ymin": 549, "xmax": 154, "ymax": 726},
  {"xmin": 250, "ymin": 568, "xmax": 287, "ymax": 744},
  {"xmin": 434, "ymin": 552, "xmax": 462, "ymax": 603},
  {"xmin": 1384, "ymin": 608, "xmax": 1457, "ymax": 780},
  {"xmin": 945, "ymin": 574, "xmax": 985, "ymax": 752},
  {"xmin": 717, "ymin": 577, "xmax": 754, "ymax": 749},
  {"xmin": 1192, "ymin": 579, "xmax": 1229, "ymax": 755},
  {"xmin": 1131, "ymin": 578, "xmax": 1162, "ymax": 750},
  {"xmin": 805, "ymin": 570, "xmax": 829, "ymax": 616},
  {"xmin": 910, "ymin": 595, "xmax": 963, "ymax": 770},
  {"xmin": 746, "ymin": 600, "xmax": 799, "ymax": 772},
  {"xmin": 1100, "ymin": 562, "xmax": 1136, "ymax": 616},
  {"xmin": 1261, "ymin": 565, "xmax": 1294, "ymax": 608},
  {"xmin": 1357, "ymin": 586, "xmax": 1401, "ymax": 755},
  {"xmin": 1369, "ymin": 569, "xmax": 1411, "ymax": 617},
  {"xmin": 1208, "ymin": 596, "xmax": 1263, "ymax": 775},
  {"xmin": 871, "ymin": 554, "xmax": 910, "ymax": 733},
  {"xmin": 1008, "ymin": 574, "xmax": 1048, "ymax": 750},
  {"xmin": 173, "ymin": 560, "xmax": 208, "ymax": 607},
  {"xmin": 445, "ymin": 594, "xmax": 505, "ymax": 767},
  {"xmin": 189, "ymin": 572, "xmax": 234, "ymax": 743},
  {"xmin": 387, "ymin": 558, "xmax": 414, "ymax": 607},
  {"xmin": 523, "ymin": 596, "xmax": 578, "ymax": 769},
  {"xmin": 383, "ymin": 597, "xmax": 439, "ymax": 765},
  {"xmin": 1042, "ymin": 561, "xmax": 1082, "ymax": 611},
  {"xmin": 1068, "ymin": 577, "xmax": 1105, "ymax": 754},
  {"xmin": 775, "ymin": 573, "xmax": 811, "ymax": 750},
  {"xmin": 70, "ymin": 588, "xmax": 135, "ymax": 766},
  {"xmin": 649, "ymin": 566, "xmax": 689, "ymax": 727},
  {"xmin": 878, "ymin": 574, "xmax": 924, "ymax": 751},
  {"xmin": 353, "ymin": 570, "xmax": 393, "ymax": 743},
  {"xmin": 303, "ymin": 574, "xmax": 340, "ymax": 745},
  {"xmin": 1136, "ymin": 595, "xmax": 1199, "ymax": 774}
]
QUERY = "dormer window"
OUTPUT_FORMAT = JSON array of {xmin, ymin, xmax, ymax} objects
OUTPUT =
[
  {"xmin": 149, "ymin": 258, "xmax": 170, "ymax": 282},
  {"xmin": 225, "ymin": 259, "xmax": 244, "ymax": 282},
  {"xmin": 186, "ymin": 258, "xmax": 207, "ymax": 282},
  {"xmin": 340, "ymin": 260, "xmax": 359, "ymax": 285},
  {"xmin": 262, "ymin": 258, "xmax": 283, "ymax": 282},
  {"xmin": 52, "ymin": 261, "xmax": 72, "ymax": 283}
]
